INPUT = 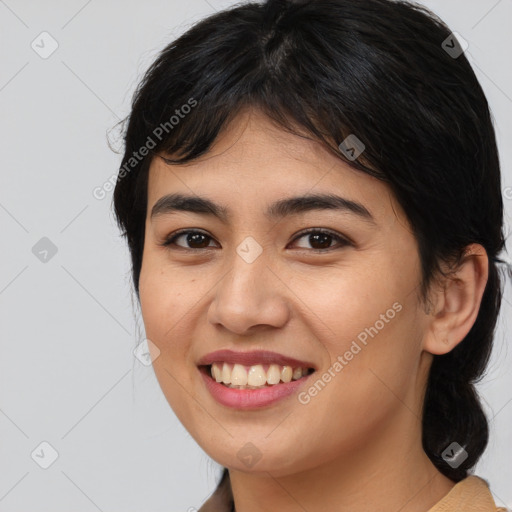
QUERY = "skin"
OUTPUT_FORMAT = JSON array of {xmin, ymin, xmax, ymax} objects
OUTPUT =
[{"xmin": 138, "ymin": 108, "xmax": 489, "ymax": 512}]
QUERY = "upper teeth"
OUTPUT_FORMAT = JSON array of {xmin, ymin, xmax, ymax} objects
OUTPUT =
[{"xmin": 210, "ymin": 362, "xmax": 310, "ymax": 388}]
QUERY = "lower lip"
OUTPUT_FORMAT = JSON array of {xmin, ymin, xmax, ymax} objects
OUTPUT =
[{"xmin": 199, "ymin": 367, "xmax": 314, "ymax": 410}]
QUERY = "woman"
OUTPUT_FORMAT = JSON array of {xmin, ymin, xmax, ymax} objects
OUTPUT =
[{"xmin": 113, "ymin": 0, "xmax": 510, "ymax": 510}]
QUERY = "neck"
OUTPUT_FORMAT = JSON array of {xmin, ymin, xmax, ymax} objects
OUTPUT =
[{"xmin": 229, "ymin": 414, "xmax": 456, "ymax": 512}]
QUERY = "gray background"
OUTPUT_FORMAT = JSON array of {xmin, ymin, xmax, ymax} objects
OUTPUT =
[{"xmin": 0, "ymin": 0, "xmax": 511, "ymax": 510}]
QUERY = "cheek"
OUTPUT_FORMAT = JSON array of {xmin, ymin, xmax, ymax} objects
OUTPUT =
[
  {"xmin": 288, "ymin": 311, "xmax": 422, "ymax": 471},
  {"xmin": 290, "ymin": 261, "xmax": 406, "ymax": 351},
  {"xmin": 138, "ymin": 257, "xmax": 192, "ymax": 360},
  {"xmin": 138, "ymin": 259, "xmax": 204, "ymax": 427},
  {"xmin": 295, "ymin": 259, "xmax": 423, "ymax": 411}
]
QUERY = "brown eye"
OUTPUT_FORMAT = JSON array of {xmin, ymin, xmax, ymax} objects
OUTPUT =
[
  {"xmin": 161, "ymin": 228, "xmax": 351, "ymax": 253},
  {"xmin": 163, "ymin": 230, "xmax": 217, "ymax": 250},
  {"xmin": 291, "ymin": 229, "xmax": 351, "ymax": 252}
]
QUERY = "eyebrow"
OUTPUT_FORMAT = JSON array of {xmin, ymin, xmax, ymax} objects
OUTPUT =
[{"xmin": 150, "ymin": 193, "xmax": 376, "ymax": 225}]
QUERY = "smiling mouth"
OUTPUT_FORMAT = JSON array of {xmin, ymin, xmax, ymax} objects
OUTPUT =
[{"xmin": 199, "ymin": 363, "xmax": 316, "ymax": 389}]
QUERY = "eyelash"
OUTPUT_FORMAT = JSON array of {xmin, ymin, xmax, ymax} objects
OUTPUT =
[{"xmin": 160, "ymin": 228, "xmax": 352, "ymax": 253}]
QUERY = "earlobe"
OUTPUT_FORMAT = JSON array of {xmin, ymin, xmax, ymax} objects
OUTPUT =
[{"xmin": 423, "ymin": 244, "xmax": 489, "ymax": 356}]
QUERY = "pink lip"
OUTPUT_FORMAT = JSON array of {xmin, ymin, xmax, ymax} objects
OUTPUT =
[
  {"xmin": 196, "ymin": 349, "xmax": 316, "ymax": 369},
  {"xmin": 198, "ymin": 366, "xmax": 314, "ymax": 409}
]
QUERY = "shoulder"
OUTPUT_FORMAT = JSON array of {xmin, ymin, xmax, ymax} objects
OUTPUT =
[{"xmin": 428, "ymin": 475, "xmax": 508, "ymax": 512}]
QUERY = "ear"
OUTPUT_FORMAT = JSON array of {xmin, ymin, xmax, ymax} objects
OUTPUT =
[{"xmin": 422, "ymin": 244, "xmax": 489, "ymax": 355}]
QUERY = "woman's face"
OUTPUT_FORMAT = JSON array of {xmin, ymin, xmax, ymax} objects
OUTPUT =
[{"xmin": 139, "ymin": 108, "xmax": 433, "ymax": 476}]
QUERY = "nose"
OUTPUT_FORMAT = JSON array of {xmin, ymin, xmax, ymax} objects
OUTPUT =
[{"xmin": 207, "ymin": 245, "xmax": 291, "ymax": 336}]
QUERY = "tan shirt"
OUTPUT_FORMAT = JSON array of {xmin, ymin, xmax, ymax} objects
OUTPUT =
[
  {"xmin": 198, "ymin": 474, "xmax": 507, "ymax": 511},
  {"xmin": 427, "ymin": 475, "xmax": 507, "ymax": 512}
]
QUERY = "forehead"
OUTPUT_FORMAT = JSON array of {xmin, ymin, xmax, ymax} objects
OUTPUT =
[{"xmin": 146, "ymin": 108, "xmax": 406, "ymax": 227}]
